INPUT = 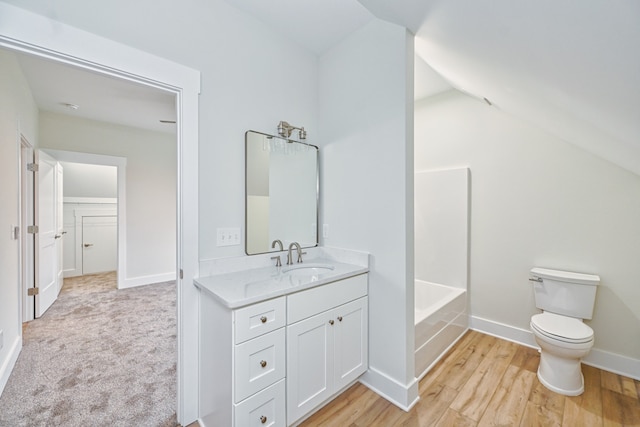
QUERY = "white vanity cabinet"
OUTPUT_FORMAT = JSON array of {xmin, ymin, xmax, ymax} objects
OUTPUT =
[
  {"xmin": 199, "ymin": 295, "xmax": 287, "ymax": 427},
  {"xmin": 286, "ymin": 274, "xmax": 368, "ymax": 425},
  {"xmin": 197, "ymin": 269, "xmax": 368, "ymax": 427}
]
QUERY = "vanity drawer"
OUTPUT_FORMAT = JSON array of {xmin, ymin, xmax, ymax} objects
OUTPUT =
[
  {"xmin": 235, "ymin": 328, "xmax": 285, "ymax": 403},
  {"xmin": 234, "ymin": 379, "xmax": 285, "ymax": 427},
  {"xmin": 235, "ymin": 297, "xmax": 286, "ymax": 344},
  {"xmin": 287, "ymin": 274, "xmax": 368, "ymax": 324}
]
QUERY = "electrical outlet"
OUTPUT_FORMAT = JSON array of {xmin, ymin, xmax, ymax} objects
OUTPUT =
[
  {"xmin": 323, "ymin": 224, "xmax": 329, "ymax": 238},
  {"xmin": 216, "ymin": 227, "xmax": 241, "ymax": 246}
]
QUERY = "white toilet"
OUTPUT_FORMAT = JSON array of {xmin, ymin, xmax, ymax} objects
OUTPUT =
[{"xmin": 529, "ymin": 267, "xmax": 600, "ymax": 396}]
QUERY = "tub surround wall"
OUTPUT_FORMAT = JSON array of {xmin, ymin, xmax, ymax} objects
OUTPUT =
[
  {"xmin": 414, "ymin": 168, "xmax": 469, "ymax": 290},
  {"xmin": 414, "ymin": 168, "xmax": 469, "ymax": 380},
  {"xmin": 415, "ymin": 90, "xmax": 640, "ymax": 379}
]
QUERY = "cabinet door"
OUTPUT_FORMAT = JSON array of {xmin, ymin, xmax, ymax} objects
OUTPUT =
[
  {"xmin": 334, "ymin": 297, "xmax": 368, "ymax": 391},
  {"xmin": 286, "ymin": 310, "xmax": 334, "ymax": 424}
]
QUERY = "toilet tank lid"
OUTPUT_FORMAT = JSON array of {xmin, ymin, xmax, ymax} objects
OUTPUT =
[{"xmin": 531, "ymin": 267, "xmax": 600, "ymax": 285}]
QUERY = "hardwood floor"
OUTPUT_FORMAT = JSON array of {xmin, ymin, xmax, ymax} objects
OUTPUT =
[{"xmin": 301, "ymin": 330, "xmax": 640, "ymax": 426}]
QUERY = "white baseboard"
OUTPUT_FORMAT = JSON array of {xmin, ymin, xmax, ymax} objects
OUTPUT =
[
  {"xmin": 582, "ymin": 348, "xmax": 640, "ymax": 381},
  {"xmin": 0, "ymin": 336, "xmax": 22, "ymax": 396},
  {"xmin": 470, "ymin": 315, "xmax": 537, "ymax": 348},
  {"xmin": 360, "ymin": 366, "xmax": 419, "ymax": 411},
  {"xmin": 470, "ymin": 315, "xmax": 640, "ymax": 381},
  {"xmin": 119, "ymin": 272, "xmax": 176, "ymax": 289},
  {"xmin": 63, "ymin": 268, "xmax": 81, "ymax": 278}
]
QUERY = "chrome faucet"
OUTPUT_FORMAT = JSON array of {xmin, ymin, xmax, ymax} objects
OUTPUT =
[
  {"xmin": 287, "ymin": 242, "xmax": 303, "ymax": 265},
  {"xmin": 271, "ymin": 239, "xmax": 283, "ymax": 267}
]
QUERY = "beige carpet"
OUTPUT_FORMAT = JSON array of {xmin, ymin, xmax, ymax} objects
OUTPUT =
[{"xmin": 0, "ymin": 272, "xmax": 177, "ymax": 426}]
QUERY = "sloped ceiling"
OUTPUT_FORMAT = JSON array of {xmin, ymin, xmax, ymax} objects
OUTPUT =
[
  {"xmin": 360, "ymin": 0, "xmax": 640, "ymax": 176},
  {"xmin": 6, "ymin": 0, "xmax": 638, "ymax": 173}
]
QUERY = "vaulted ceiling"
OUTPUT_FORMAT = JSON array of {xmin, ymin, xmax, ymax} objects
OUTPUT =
[
  {"xmin": 7, "ymin": 0, "xmax": 639, "ymax": 175},
  {"xmin": 233, "ymin": 0, "xmax": 640, "ymax": 175},
  {"xmin": 364, "ymin": 0, "xmax": 640, "ymax": 176}
]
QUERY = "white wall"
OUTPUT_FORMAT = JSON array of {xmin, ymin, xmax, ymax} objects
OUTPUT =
[
  {"xmin": 0, "ymin": 49, "xmax": 38, "ymax": 393},
  {"xmin": 60, "ymin": 162, "xmax": 117, "ymax": 199},
  {"xmin": 415, "ymin": 90, "xmax": 640, "ymax": 369},
  {"xmin": 39, "ymin": 112, "xmax": 176, "ymax": 283},
  {"xmin": 0, "ymin": 1, "xmax": 318, "ymax": 421},
  {"xmin": 318, "ymin": 19, "xmax": 417, "ymax": 407},
  {"xmin": 0, "ymin": 0, "xmax": 319, "ymax": 262}
]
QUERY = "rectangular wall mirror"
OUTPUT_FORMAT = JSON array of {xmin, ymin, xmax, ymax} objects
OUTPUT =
[{"xmin": 245, "ymin": 130, "xmax": 319, "ymax": 255}]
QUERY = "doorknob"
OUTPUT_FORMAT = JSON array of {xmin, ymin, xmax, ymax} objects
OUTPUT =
[{"xmin": 83, "ymin": 243, "xmax": 94, "ymax": 247}]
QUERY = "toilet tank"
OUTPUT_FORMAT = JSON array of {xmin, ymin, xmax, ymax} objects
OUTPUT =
[{"xmin": 530, "ymin": 267, "xmax": 600, "ymax": 319}]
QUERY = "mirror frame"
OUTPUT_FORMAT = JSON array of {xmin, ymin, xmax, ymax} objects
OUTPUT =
[{"xmin": 244, "ymin": 130, "xmax": 319, "ymax": 255}]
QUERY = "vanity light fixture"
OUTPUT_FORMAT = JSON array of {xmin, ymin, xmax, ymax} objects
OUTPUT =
[{"xmin": 277, "ymin": 120, "xmax": 307, "ymax": 140}]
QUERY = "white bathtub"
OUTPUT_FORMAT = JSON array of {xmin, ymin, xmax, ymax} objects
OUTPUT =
[{"xmin": 415, "ymin": 280, "xmax": 468, "ymax": 380}]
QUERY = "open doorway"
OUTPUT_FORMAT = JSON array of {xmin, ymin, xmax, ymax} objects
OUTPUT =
[
  {"xmin": 59, "ymin": 162, "xmax": 118, "ymax": 278},
  {"xmin": 1, "ymin": 6, "xmax": 200, "ymax": 422}
]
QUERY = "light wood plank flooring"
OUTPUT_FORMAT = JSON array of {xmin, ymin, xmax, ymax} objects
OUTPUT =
[{"xmin": 300, "ymin": 330, "xmax": 640, "ymax": 426}]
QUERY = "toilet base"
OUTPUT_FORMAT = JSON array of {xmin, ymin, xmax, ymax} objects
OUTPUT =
[{"xmin": 537, "ymin": 350, "xmax": 584, "ymax": 396}]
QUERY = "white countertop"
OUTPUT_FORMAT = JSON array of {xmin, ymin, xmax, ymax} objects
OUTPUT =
[{"xmin": 194, "ymin": 258, "xmax": 368, "ymax": 309}]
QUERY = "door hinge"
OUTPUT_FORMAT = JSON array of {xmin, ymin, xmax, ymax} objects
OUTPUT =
[
  {"xmin": 28, "ymin": 287, "xmax": 39, "ymax": 296},
  {"xmin": 27, "ymin": 225, "xmax": 39, "ymax": 234},
  {"xmin": 27, "ymin": 163, "xmax": 39, "ymax": 172},
  {"xmin": 179, "ymin": 269, "xmax": 184, "ymax": 280}
]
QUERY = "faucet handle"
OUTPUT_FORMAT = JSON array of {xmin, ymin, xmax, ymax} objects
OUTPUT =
[
  {"xmin": 297, "ymin": 251, "xmax": 306, "ymax": 263},
  {"xmin": 270, "ymin": 255, "xmax": 282, "ymax": 267}
]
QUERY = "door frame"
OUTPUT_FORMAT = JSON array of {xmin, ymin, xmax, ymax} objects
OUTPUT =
[
  {"xmin": 44, "ymin": 150, "xmax": 127, "ymax": 288},
  {"xmin": 19, "ymin": 136, "xmax": 34, "ymax": 322},
  {"xmin": 1, "ymin": 4, "xmax": 201, "ymax": 424}
]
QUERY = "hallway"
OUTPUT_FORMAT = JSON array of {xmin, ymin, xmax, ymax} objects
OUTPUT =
[{"xmin": 0, "ymin": 272, "xmax": 177, "ymax": 426}]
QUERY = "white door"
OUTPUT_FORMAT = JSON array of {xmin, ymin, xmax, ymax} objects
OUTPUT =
[
  {"xmin": 35, "ymin": 150, "xmax": 62, "ymax": 317},
  {"xmin": 286, "ymin": 310, "xmax": 334, "ymax": 424},
  {"xmin": 82, "ymin": 215, "xmax": 117, "ymax": 275},
  {"xmin": 333, "ymin": 297, "xmax": 368, "ymax": 390},
  {"xmin": 56, "ymin": 163, "xmax": 64, "ymax": 293}
]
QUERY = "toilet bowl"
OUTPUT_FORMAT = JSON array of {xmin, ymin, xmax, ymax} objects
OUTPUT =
[
  {"xmin": 531, "ymin": 312, "xmax": 594, "ymax": 396},
  {"xmin": 529, "ymin": 267, "xmax": 599, "ymax": 396}
]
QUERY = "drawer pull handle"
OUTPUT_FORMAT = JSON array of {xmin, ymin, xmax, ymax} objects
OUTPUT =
[
  {"xmin": 260, "ymin": 415, "xmax": 267, "ymax": 424},
  {"xmin": 260, "ymin": 360, "xmax": 267, "ymax": 368},
  {"xmin": 260, "ymin": 316, "xmax": 267, "ymax": 323},
  {"xmin": 329, "ymin": 320, "xmax": 334, "ymax": 325},
  {"xmin": 337, "ymin": 316, "xmax": 343, "ymax": 322}
]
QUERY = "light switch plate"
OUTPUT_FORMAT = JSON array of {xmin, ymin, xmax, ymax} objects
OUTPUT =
[{"xmin": 217, "ymin": 227, "xmax": 241, "ymax": 246}]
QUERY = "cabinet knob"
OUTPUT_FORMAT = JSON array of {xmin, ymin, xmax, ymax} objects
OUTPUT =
[
  {"xmin": 337, "ymin": 316, "xmax": 343, "ymax": 322},
  {"xmin": 329, "ymin": 320, "xmax": 334, "ymax": 325},
  {"xmin": 260, "ymin": 415, "xmax": 267, "ymax": 424},
  {"xmin": 260, "ymin": 360, "xmax": 267, "ymax": 368},
  {"xmin": 260, "ymin": 316, "xmax": 267, "ymax": 323}
]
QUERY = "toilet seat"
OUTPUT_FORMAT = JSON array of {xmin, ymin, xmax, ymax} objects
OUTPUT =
[{"xmin": 531, "ymin": 312, "xmax": 593, "ymax": 344}]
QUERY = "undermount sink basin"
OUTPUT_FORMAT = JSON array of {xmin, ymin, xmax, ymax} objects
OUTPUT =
[{"xmin": 282, "ymin": 264, "xmax": 335, "ymax": 277}]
